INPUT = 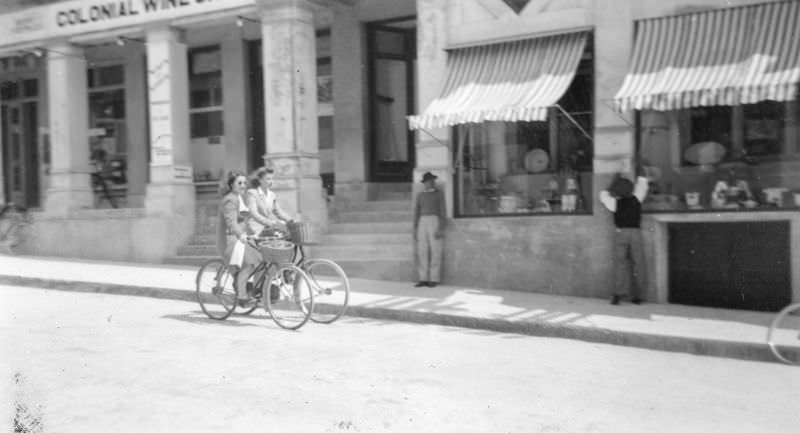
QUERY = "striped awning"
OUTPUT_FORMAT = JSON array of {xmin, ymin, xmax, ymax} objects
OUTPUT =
[
  {"xmin": 408, "ymin": 32, "xmax": 587, "ymax": 130},
  {"xmin": 614, "ymin": 0, "xmax": 800, "ymax": 112}
]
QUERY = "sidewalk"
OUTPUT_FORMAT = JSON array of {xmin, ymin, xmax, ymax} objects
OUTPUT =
[{"xmin": 1, "ymin": 254, "xmax": 796, "ymax": 363}]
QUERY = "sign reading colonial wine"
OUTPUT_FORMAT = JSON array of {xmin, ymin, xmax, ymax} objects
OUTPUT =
[{"xmin": 0, "ymin": 0, "xmax": 255, "ymax": 48}]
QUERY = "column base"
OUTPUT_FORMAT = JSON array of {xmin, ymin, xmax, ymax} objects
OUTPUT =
[
  {"xmin": 43, "ymin": 172, "xmax": 93, "ymax": 216},
  {"xmin": 43, "ymin": 188, "xmax": 94, "ymax": 216}
]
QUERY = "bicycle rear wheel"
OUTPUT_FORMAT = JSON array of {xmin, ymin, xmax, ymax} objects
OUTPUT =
[
  {"xmin": 266, "ymin": 264, "xmax": 314, "ymax": 330},
  {"xmin": 767, "ymin": 303, "xmax": 800, "ymax": 365},
  {"xmin": 303, "ymin": 259, "xmax": 350, "ymax": 324},
  {"xmin": 196, "ymin": 259, "xmax": 237, "ymax": 320}
]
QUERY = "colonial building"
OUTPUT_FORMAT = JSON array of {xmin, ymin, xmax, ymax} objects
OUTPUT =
[{"xmin": 2, "ymin": 0, "xmax": 799, "ymax": 312}]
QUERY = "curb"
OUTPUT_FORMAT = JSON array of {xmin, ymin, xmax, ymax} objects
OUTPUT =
[{"xmin": 2, "ymin": 275, "xmax": 791, "ymax": 364}]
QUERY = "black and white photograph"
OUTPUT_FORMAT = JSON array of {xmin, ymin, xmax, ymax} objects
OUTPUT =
[{"xmin": 1, "ymin": 0, "xmax": 799, "ymax": 431}]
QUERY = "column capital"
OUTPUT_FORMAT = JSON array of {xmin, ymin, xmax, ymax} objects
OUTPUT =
[
  {"xmin": 145, "ymin": 26, "xmax": 185, "ymax": 44},
  {"xmin": 44, "ymin": 42, "xmax": 85, "ymax": 60}
]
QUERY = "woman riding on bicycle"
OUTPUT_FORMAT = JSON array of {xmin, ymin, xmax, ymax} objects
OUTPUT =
[
  {"xmin": 216, "ymin": 171, "xmax": 260, "ymax": 307},
  {"xmin": 245, "ymin": 166, "xmax": 294, "ymax": 236}
]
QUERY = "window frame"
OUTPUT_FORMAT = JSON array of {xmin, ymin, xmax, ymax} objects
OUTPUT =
[{"xmin": 188, "ymin": 45, "xmax": 224, "ymax": 139}]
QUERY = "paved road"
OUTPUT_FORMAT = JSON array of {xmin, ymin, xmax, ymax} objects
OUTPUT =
[{"xmin": 2, "ymin": 285, "xmax": 798, "ymax": 433}]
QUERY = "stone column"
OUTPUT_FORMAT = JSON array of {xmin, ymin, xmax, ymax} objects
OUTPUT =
[
  {"xmin": 332, "ymin": 2, "xmax": 367, "ymax": 205},
  {"xmin": 144, "ymin": 27, "xmax": 194, "ymax": 231},
  {"xmin": 415, "ymin": 0, "xmax": 452, "ymax": 215},
  {"xmin": 44, "ymin": 43, "xmax": 92, "ymax": 215},
  {"xmin": 125, "ymin": 49, "xmax": 148, "ymax": 208},
  {"xmin": 258, "ymin": 0, "xmax": 326, "ymax": 229}
]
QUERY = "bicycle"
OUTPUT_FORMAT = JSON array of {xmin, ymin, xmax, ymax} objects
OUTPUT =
[
  {"xmin": 767, "ymin": 302, "xmax": 800, "ymax": 365},
  {"xmin": 286, "ymin": 221, "xmax": 351, "ymax": 324},
  {"xmin": 195, "ymin": 235, "xmax": 315, "ymax": 330},
  {"xmin": 0, "ymin": 203, "xmax": 32, "ymax": 254}
]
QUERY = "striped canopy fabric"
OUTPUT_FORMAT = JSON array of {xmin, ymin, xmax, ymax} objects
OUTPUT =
[
  {"xmin": 408, "ymin": 32, "xmax": 587, "ymax": 130},
  {"xmin": 614, "ymin": 0, "xmax": 800, "ymax": 112}
]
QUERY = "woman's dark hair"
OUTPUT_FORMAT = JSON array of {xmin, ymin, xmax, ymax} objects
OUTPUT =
[
  {"xmin": 249, "ymin": 166, "xmax": 275, "ymax": 189},
  {"xmin": 219, "ymin": 170, "xmax": 246, "ymax": 196}
]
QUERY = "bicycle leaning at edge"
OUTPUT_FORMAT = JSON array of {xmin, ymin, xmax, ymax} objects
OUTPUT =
[
  {"xmin": 0, "ymin": 202, "xmax": 32, "ymax": 255},
  {"xmin": 766, "ymin": 302, "xmax": 800, "ymax": 365}
]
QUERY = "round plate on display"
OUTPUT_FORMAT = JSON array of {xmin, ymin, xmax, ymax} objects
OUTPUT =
[
  {"xmin": 684, "ymin": 141, "xmax": 726, "ymax": 166},
  {"xmin": 524, "ymin": 149, "xmax": 549, "ymax": 173}
]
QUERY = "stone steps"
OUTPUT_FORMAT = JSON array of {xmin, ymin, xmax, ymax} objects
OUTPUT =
[{"xmin": 169, "ymin": 186, "xmax": 416, "ymax": 282}]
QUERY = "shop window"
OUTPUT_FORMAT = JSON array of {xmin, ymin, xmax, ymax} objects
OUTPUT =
[
  {"xmin": 189, "ymin": 46, "xmax": 223, "ymax": 139},
  {"xmin": 638, "ymin": 97, "xmax": 800, "ymax": 213},
  {"xmin": 190, "ymin": 111, "xmax": 224, "ymax": 138},
  {"xmin": 87, "ymin": 65, "xmax": 128, "ymax": 208},
  {"xmin": 87, "ymin": 66, "xmax": 127, "ymax": 190},
  {"xmin": 0, "ymin": 81, "xmax": 19, "ymax": 100},
  {"xmin": 454, "ymin": 59, "xmax": 594, "ymax": 217},
  {"xmin": 88, "ymin": 65, "xmax": 124, "ymax": 88}
]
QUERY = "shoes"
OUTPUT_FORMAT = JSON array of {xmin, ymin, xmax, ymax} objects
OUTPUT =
[
  {"xmin": 414, "ymin": 281, "xmax": 428, "ymax": 288},
  {"xmin": 237, "ymin": 298, "xmax": 256, "ymax": 308},
  {"xmin": 610, "ymin": 295, "xmax": 621, "ymax": 306},
  {"xmin": 427, "ymin": 282, "xmax": 438, "ymax": 288},
  {"xmin": 631, "ymin": 298, "xmax": 643, "ymax": 305}
]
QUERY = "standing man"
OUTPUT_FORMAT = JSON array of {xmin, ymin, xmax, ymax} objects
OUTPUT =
[
  {"xmin": 414, "ymin": 172, "xmax": 447, "ymax": 288},
  {"xmin": 599, "ymin": 163, "xmax": 650, "ymax": 305}
]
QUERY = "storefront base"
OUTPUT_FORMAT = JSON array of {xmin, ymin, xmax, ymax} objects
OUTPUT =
[
  {"xmin": 442, "ymin": 215, "xmax": 617, "ymax": 297},
  {"xmin": 23, "ymin": 209, "xmax": 194, "ymax": 264},
  {"xmin": 644, "ymin": 212, "xmax": 800, "ymax": 311}
]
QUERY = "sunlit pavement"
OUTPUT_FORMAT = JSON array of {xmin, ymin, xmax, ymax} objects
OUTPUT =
[{"xmin": 2, "ymin": 285, "xmax": 799, "ymax": 433}]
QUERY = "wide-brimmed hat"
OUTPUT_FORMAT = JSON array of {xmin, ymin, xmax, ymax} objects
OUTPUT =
[{"xmin": 421, "ymin": 172, "xmax": 437, "ymax": 183}]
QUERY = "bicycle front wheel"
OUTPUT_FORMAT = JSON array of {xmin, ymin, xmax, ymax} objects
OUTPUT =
[
  {"xmin": 196, "ymin": 259, "xmax": 237, "ymax": 320},
  {"xmin": 767, "ymin": 303, "xmax": 800, "ymax": 365},
  {"xmin": 303, "ymin": 259, "xmax": 350, "ymax": 324},
  {"xmin": 266, "ymin": 264, "xmax": 314, "ymax": 330}
]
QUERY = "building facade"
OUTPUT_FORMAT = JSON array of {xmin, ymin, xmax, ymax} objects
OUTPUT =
[{"xmin": 1, "ymin": 0, "xmax": 798, "ymax": 312}]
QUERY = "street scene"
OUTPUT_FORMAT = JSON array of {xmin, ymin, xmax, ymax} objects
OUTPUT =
[
  {"xmin": 3, "ymin": 285, "xmax": 799, "ymax": 433},
  {"xmin": 3, "ymin": 0, "xmax": 800, "ymax": 432}
]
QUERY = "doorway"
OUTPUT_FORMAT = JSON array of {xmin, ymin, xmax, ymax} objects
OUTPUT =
[
  {"xmin": 1, "ymin": 78, "xmax": 40, "ymax": 208},
  {"xmin": 366, "ymin": 17, "xmax": 417, "ymax": 183}
]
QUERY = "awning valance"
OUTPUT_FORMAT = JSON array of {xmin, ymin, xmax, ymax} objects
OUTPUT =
[
  {"xmin": 408, "ymin": 32, "xmax": 587, "ymax": 130},
  {"xmin": 614, "ymin": 0, "xmax": 800, "ymax": 112}
]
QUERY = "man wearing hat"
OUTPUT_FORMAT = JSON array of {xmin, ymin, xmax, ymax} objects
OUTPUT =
[{"xmin": 413, "ymin": 172, "xmax": 447, "ymax": 287}]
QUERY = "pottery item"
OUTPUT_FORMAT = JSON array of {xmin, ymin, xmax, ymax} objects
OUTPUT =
[
  {"xmin": 763, "ymin": 187, "xmax": 788, "ymax": 207},
  {"xmin": 685, "ymin": 192, "xmax": 700, "ymax": 207}
]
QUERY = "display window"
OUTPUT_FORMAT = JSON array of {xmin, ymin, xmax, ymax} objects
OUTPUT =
[
  {"xmin": 453, "ymin": 53, "xmax": 594, "ymax": 217},
  {"xmin": 638, "ymin": 98, "xmax": 800, "ymax": 212}
]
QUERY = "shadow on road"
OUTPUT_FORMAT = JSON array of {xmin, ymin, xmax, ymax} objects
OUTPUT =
[{"xmin": 161, "ymin": 312, "xmax": 262, "ymax": 327}]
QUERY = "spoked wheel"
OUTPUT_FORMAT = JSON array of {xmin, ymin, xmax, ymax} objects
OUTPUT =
[
  {"xmin": 196, "ymin": 259, "xmax": 237, "ymax": 320},
  {"xmin": 303, "ymin": 259, "xmax": 350, "ymax": 324},
  {"xmin": 767, "ymin": 303, "xmax": 800, "ymax": 365},
  {"xmin": 266, "ymin": 264, "xmax": 314, "ymax": 330}
]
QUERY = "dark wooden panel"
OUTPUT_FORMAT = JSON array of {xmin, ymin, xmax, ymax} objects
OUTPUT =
[{"xmin": 668, "ymin": 221, "xmax": 790, "ymax": 312}]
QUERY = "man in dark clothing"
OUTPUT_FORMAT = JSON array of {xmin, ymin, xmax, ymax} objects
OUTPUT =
[
  {"xmin": 413, "ymin": 172, "xmax": 447, "ymax": 288},
  {"xmin": 599, "ymin": 166, "xmax": 650, "ymax": 305}
]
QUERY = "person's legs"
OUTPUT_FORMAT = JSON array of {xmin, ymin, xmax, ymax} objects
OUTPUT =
[
  {"xmin": 416, "ymin": 217, "xmax": 434, "ymax": 285},
  {"xmin": 629, "ymin": 230, "xmax": 646, "ymax": 303},
  {"xmin": 428, "ymin": 222, "xmax": 443, "ymax": 285},
  {"xmin": 612, "ymin": 229, "xmax": 631, "ymax": 304}
]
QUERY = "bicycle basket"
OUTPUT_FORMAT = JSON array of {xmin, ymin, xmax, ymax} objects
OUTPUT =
[
  {"xmin": 287, "ymin": 221, "xmax": 320, "ymax": 245},
  {"xmin": 258, "ymin": 239, "xmax": 296, "ymax": 264}
]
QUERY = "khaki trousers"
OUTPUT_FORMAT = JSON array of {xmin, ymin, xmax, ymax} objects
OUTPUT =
[{"xmin": 416, "ymin": 215, "xmax": 443, "ymax": 283}]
